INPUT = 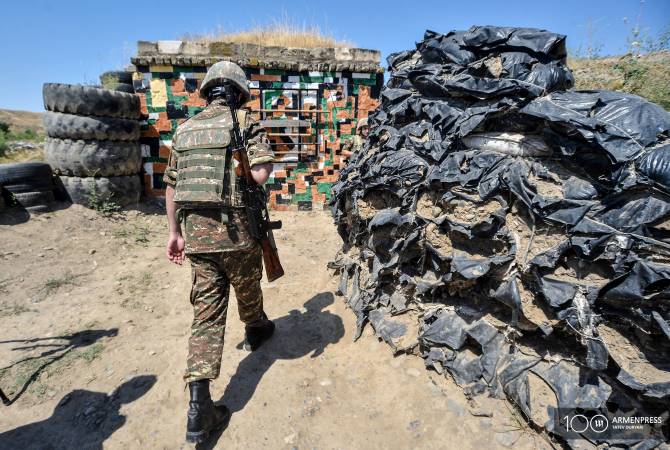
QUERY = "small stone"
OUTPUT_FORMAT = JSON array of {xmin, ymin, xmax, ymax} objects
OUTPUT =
[
  {"xmin": 319, "ymin": 378, "xmax": 332, "ymax": 386},
  {"xmin": 284, "ymin": 433, "xmax": 296, "ymax": 444},
  {"xmin": 37, "ymin": 253, "xmax": 45, "ymax": 258},
  {"xmin": 89, "ymin": 249, "xmax": 96, "ymax": 255},
  {"xmin": 149, "ymin": 351, "xmax": 157, "ymax": 356},
  {"xmin": 495, "ymin": 430, "xmax": 522, "ymax": 448},
  {"xmin": 406, "ymin": 367, "xmax": 421, "ymax": 377}
]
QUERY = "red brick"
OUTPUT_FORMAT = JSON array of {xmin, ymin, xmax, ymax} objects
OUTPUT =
[
  {"xmin": 139, "ymin": 94, "xmax": 149, "ymax": 116},
  {"xmin": 171, "ymin": 78, "xmax": 185, "ymax": 95},
  {"xmin": 251, "ymin": 73, "xmax": 281, "ymax": 82},
  {"xmin": 156, "ymin": 112, "xmax": 172, "ymax": 132},
  {"xmin": 159, "ymin": 145, "xmax": 171, "ymax": 159},
  {"xmin": 182, "ymin": 92, "xmax": 206, "ymax": 107},
  {"xmin": 142, "ymin": 125, "xmax": 160, "ymax": 138}
]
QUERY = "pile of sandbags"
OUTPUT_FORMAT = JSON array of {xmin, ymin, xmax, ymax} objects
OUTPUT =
[
  {"xmin": 43, "ymin": 83, "xmax": 142, "ymax": 207},
  {"xmin": 331, "ymin": 26, "xmax": 670, "ymax": 448}
]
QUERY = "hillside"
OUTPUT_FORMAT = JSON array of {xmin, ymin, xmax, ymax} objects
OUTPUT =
[
  {"xmin": 0, "ymin": 109, "xmax": 44, "ymax": 134},
  {"xmin": 569, "ymin": 51, "xmax": 670, "ymax": 110}
]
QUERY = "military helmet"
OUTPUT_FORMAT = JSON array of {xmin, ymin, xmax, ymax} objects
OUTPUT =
[
  {"xmin": 199, "ymin": 61, "xmax": 250, "ymax": 102},
  {"xmin": 356, "ymin": 117, "xmax": 369, "ymax": 132}
]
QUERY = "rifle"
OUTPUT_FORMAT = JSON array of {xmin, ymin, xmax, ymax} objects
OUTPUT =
[{"xmin": 225, "ymin": 84, "xmax": 285, "ymax": 282}]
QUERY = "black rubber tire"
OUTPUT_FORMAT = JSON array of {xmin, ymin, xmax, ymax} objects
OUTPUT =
[
  {"xmin": 59, "ymin": 175, "xmax": 141, "ymax": 207},
  {"xmin": 2, "ymin": 180, "xmax": 54, "ymax": 194},
  {"xmin": 26, "ymin": 204, "xmax": 53, "ymax": 214},
  {"xmin": 43, "ymin": 112, "xmax": 140, "ymax": 141},
  {"xmin": 0, "ymin": 162, "xmax": 54, "ymax": 185},
  {"xmin": 42, "ymin": 83, "xmax": 140, "ymax": 119},
  {"xmin": 45, "ymin": 138, "xmax": 142, "ymax": 177},
  {"xmin": 100, "ymin": 71, "xmax": 133, "ymax": 84},
  {"xmin": 13, "ymin": 190, "xmax": 56, "ymax": 207}
]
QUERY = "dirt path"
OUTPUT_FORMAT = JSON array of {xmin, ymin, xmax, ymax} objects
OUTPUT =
[{"xmin": 0, "ymin": 204, "xmax": 548, "ymax": 449}]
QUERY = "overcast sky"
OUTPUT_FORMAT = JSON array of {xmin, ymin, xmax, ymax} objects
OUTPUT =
[{"xmin": 1, "ymin": 0, "xmax": 668, "ymax": 112}]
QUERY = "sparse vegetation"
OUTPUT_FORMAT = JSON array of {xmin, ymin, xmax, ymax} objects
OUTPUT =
[
  {"xmin": 88, "ymin": 185, "xmax": 122, "ymax": 216},
  {"xmin": 81, "ymin": 343, "xmax": 104, "ymax": 363},
  {"xmin": 186, "ymin": 15, "xmax": 352, "ymax": 48},
  {"xmin": 0, "ymin": 338, "xmax": 106, "ymax": 402},
  {"xmin": 0, "ymin": 117, "xmax": 44, "ymax": 162},
  {"xmin": 113, "ymin": 225, "xmax": 152, "ymax": 245},
  {"xmin": 0, "ymin": 303, "xmax": 33, "ymax": 317},
  {"xmin": 570, "ymin": 51, "xmax": 670, "ymax": 110},
  {"xmin": 43, "ymin": 272, "xmax": 79, "ymax": 295}
]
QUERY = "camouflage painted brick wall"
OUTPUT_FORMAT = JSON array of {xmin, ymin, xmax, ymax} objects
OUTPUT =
[{"xmin": 133, "ymin": 61, "xmax": 382, "ymax": 210}]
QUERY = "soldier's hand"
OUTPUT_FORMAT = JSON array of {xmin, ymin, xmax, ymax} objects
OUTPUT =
[{"xmin": 166, "ymin": 233, "xmax": 185, "ymax": 265}]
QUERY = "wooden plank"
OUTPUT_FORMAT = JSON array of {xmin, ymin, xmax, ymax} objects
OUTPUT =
[
  {"xmin": 260, "ymin": 119, "xmax": 310, "ymax": 128},
  {"xmin": 268, "ymin": 142, "xmax": 317, "ymax": 146},
  {"xmin": 252, "ymin": 109, "xmax": 328, "ymax": 113},
  {"xmin": 273, "ymin": 151, "xmax": 318, "ymax": 155}
]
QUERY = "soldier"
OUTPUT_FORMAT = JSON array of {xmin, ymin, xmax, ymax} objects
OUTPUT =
[
  {"xmin": 341, "ymin": 117, "xmax": 369, "ymax": 160},
  {"xmin": 163, "ymin": 61, "xmax": 276, "ymax": 444}
]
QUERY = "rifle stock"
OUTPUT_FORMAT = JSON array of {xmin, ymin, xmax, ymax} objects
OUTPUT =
[
  {"xmin": 227, "ymin": 91, "xmax": 285, "ymax": 282},
  {"xmin": 261, "ymin": 238, "xmax": 284, "ymax": 282}
]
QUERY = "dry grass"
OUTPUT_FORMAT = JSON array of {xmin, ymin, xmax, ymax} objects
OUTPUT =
[
  {"xmin": 569, "ymin": 51, "xmax": 670, "ymax": 110},
  {"xmin": 185, "ymin": 17, "xmax": 353, "ymax": 48},
  {"xmin": 0, "ymin": 109, "xmax": 44, "ymax": 134}
]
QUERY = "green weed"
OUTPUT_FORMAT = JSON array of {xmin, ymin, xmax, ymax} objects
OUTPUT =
[{"xmin": 43, "ymin": 272, "xmax": 79, "ymax": 295}]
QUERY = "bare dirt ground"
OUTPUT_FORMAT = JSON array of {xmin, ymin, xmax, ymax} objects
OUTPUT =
[{"xmin": 0, "ymin": 204, "xmax": 549, "ymax": 449}]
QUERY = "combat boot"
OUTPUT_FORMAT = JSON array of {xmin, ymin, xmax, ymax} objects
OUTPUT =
[
  {"xmin": 243, "ymin": 313, "xmax": 275, "ymax": 351},
  {"xmin": 185, "ymin": 379, "xmax": 230, "ymax": 444}
]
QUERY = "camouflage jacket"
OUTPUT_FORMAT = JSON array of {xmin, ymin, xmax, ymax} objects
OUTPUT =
[
  {"xmin": 343, "ymin": 135, "xmax": 365, "ymax": 155},
  {"xmin": 164, "ymin": 99, "xmax": 273, "ymax": 254}
]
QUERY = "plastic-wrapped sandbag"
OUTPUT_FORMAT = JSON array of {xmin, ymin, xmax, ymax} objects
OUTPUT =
[
  {"xmin": 331, "ymin": 25, "xmax": 670, "ymax": 448},
  {"xmin": 462, "ymin": 132, "xmax": 552, "ymax": 157},
  {"xmin": 636, "ymin": 144, "xmax": 670, "ymax": 191}
]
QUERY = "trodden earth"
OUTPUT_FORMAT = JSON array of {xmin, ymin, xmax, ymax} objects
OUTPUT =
[{"xmin": 0, "ymin": 204, "xmax": 552, "ymax": 449}]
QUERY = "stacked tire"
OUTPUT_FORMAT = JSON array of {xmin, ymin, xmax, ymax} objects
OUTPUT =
[
  {"xmin": 0, "ymin": 162, "xmax": 58, "ymax": 213},
  {"xmin": 43, "ymin": 83, "xmax": 142, "ymax": 207},
  {"xmin": 99, "ymin": 70, "xmax": 135, "ymax": 94}
]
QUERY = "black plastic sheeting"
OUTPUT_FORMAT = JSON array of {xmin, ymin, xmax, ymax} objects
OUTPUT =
[{"xmin": 330, "ymin": 26, "xmax": 670, "ymax": 448}]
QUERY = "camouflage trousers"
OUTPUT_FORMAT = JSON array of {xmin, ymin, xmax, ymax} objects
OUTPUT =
[{"xmin": 184, "ymin": 244, "xmax": 264, "ymax": 382}]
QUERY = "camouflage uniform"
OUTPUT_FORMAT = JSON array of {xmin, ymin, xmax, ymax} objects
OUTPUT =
[
  {"xmin": 164, "ymin": 99, "xmax": 274, "ymax": 382},
  {"xmin": 342, "ymin": 117, "xmax": 368, "ymax": 158}
]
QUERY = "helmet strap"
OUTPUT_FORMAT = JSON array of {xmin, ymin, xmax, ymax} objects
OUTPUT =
[{"xmin": 207, "ymin": 83, "xmax": 240, "ymax": 109}]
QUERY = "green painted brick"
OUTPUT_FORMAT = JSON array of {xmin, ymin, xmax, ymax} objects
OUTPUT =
[
  {"xmin": 353, "ymin": 78, "xmax": 377, "ymax": 86},
  {"xmin": 317, "ymin": 182, "xmax": 332, "ymax": 194},
  {"xmin": 292, "ymin": 192, "xmax": 313, "ymax": 202}
]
